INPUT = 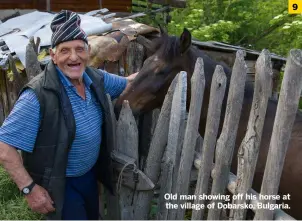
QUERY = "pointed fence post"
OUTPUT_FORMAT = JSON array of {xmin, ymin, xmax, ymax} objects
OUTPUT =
[
  {"xmin": 133, "ymin": 75, "xmax": 178, "ymax": 220},
  {"xmin": 172, "ymin": 57, "xmax": 205, "ymax": 220},
  {"xmin": 25, "ymin": 37, "xmax": 42, "ymax": 81},
  {"xmin": 157, "ymin": 71, "xmax": 187, "ymax": 220},
  {"xmin": 230, "ymin": 49, "xmax": 273, "ymax": 220},
  {"xmin": 207, "ymin": 50, "xmax": 247, "ymax": 220},
  {"xmin": 116, "ymin": 100, "xmax": 139, "ymax": 220},
  {"xmin": 191, "ymin": 65, "xmax": 227, "ymax": 220}
]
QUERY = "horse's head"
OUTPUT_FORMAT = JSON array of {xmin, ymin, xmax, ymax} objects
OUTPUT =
[{"xmin": 115, "ymin": 28, "xmax": 195, "ymax": 115}]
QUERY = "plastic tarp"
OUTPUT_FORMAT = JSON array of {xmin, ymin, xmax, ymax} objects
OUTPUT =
[{"xmin": 0, "ymin": 11, "xmax": 112, "ymax": 68}]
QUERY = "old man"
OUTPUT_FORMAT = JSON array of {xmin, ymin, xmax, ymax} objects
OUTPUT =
[{"xmin": 0, "ymin": 10, "xmax": 137, "ymax": 220}]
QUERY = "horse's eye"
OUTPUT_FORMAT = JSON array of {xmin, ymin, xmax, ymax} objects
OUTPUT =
[{"xmin": 157, "ymin": 66, "xmax": 170, "ymax": 75}]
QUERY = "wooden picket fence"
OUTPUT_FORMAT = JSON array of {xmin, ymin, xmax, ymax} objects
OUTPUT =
[{"xmin": 100, "ymin": 48, "xmax": 302, "ymax": 220}]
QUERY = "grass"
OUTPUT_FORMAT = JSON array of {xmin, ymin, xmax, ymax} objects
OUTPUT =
[{"xmin": 0, "ymin": 166, "xmax": 43, "ymax": 220}]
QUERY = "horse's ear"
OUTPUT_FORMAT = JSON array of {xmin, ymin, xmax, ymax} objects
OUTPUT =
[{"xmin": 179, "ymin": 28, "xmax": 192, "ymax": 54}]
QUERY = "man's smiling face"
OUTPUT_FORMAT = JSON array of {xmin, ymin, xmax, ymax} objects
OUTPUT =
[{"xmin": 50, "ymin": 40, "xmax": 90, "ymax": 79}]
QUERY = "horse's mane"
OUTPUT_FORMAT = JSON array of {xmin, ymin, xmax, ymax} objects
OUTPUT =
[{"xmin": 151, "ymin": 35, "xmax": 181, "ymax": 62}]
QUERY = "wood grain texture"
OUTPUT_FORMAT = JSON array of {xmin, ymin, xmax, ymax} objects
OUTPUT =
[
  {"xmin": 133, "ymin": 76, "xmax": 178, "ymax": 220},
  {"xmin": 207, "ymin": 50, "xmax": 247, "ymax": 220},
  {"xmin": 172, "ymin": 58, "xmax": 205, "ymax": 220},
  {"xmin": 158, "ymin": 71, "xmax": 187, "ymax": 220},
  {"xmin": 116, "ymin": 100, "xmax": 138, "ymax": 220},
  {"xmin": 230, "ymin": 49, "xmax": 273, "ymax": 220},
  {"xmin": 192, "ymin": 64, "xmax": 227, "ymax": 220}
]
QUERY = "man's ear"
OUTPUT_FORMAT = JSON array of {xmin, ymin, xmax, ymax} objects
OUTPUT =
[
  {"xmin": 179, "ymin": 28, "xmax": 192, "ymax": 55},
  {"xmin": 49, "ymin": 48, "xmax": 57, "ymax": 64}
]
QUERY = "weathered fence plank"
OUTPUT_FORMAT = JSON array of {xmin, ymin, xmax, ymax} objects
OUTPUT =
[
  {"xmin": 254, "ymin": 50, "xmax": 302, "ymax": 220},
  {"xmin": 172, "ymin": 58, "xmax": 205, "ymax": 220},
  {"xmin": 191, "ymin": 65, "xmax": 227, "ymax": 220},
  {"xmin": 8, "ymin": 55, "xmax": 26, "ymax": 102},
  {"xmin": 133, "ymin": 75, "xmax": 178, "ymax": 220},
  {"xmin": 0, "ymin": 70, "xmax": 9, "ymax": 122},
  {"xmin": 230, "ymin": 49, "xmax": 273, "ymax": 220},
  {"xmin": 157, "ymin": 161, "xmax": 174, "ymax": 219},
  {"xmin": 158, "ymin": 71, "xmax": 187, "ymax": 220},
  {"xmin": 5, "ymin": 71, "xmax": 17, "ymax": 112},
  {"xmin": 25, "ymin": 37, "xmax": 42, "ymax": 81},
  {"xmin": 116, "ymin": 100, "xmax": 139, "ymax": 220},
  {"xmin": 207, "ymin": 50, "xmax": 247, "ymax": 220},
  {"xmin": 126, "ymin": 41, "xmax": 145, "ymax": 75}
]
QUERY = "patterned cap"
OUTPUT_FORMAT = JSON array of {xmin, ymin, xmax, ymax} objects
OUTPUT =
[{"xmin": 50, "ymin": 10, "xmax": 88, "ymax": 48}]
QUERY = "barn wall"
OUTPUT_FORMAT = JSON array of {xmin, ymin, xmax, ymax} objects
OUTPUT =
[
  {"xmin": 102, "ymin": 0, "xmax": 132, "ymax": 12},
  {"xmin": 50, "ymin": 0, "xmax": 99, "ymax": 12},
  {"xmin": 0, "ymin": 0, "xmax": 35, "ymax": 9},
  {"xmin": 0, "ymin": 0, "xmax": 132, "ymax": 12}
]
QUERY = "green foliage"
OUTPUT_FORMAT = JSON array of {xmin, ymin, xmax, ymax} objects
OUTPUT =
[
  {"xmin": 167, "ymin": 0, "xmax": 240, "ymax": 43},
  {"xmin": 0, "ymin": 166, "xmax": 42, "ymax": 220},
  {"xmin": 133, "ymin": 0, "xmax": 301, "ymax": 58}
]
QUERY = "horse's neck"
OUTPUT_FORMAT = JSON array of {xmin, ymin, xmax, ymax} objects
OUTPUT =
[{"xmin": 187, "ymin": 47, "xmax": 202, "ymax": 74}]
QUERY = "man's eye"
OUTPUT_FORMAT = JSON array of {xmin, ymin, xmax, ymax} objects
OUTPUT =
[
  {"xmin": 61, "ymin": 49, "xmax": 68, "ymax": 53},
  {"xmin": 76, "ymin": 47, "xmax": 84, "ymax": 52}
]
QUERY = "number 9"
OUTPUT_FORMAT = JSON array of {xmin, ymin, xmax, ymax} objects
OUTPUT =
[{"xmin": 293, "ymin": 3, "xmax": 298, "ymax": 10}]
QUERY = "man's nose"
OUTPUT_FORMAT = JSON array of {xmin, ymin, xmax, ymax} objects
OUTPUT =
[{"xmin": 70, "ymin": 50, "xmax": 78, "ymax": 61}]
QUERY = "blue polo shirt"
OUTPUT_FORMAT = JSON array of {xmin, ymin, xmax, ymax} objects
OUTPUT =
[{"xmin": 0, "ymin": 67, "xmax": 127, "ymax": 177}]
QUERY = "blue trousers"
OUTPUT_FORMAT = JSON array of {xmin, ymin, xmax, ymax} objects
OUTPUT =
[{"xmin": 62, "ymin": 167, "xmax": 99, "ymax": 220}]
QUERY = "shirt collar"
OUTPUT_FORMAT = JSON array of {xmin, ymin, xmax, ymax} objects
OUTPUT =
[{"xmin": 55, "ymin": 66, "xmax": 92, "ymax": 88}]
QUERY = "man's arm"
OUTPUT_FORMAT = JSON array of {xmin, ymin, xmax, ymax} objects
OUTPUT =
[
  {"xmin": 0, "ymin": 141, "xmax": 33, "ymax": 190},
  {"xmin": 0, "ymin": 89, "xmax": 55, "ymax": 214},
  {"xmin": 125, "ymin": 72, "xmax": 138, "ymax": 85},
  {"xmin": 100, "ymin": 70, "xmax": 138, "ymax": 100}
]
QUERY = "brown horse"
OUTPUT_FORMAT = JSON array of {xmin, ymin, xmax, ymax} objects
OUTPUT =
[{"xmin": 115, "ymin": 28, "xmax": 302, "ymax": 219}]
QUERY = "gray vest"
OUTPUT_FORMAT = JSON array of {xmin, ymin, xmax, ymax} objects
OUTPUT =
[{"xmin": 20, "ymin": 61, "xmax": 115, "ymax": 219}]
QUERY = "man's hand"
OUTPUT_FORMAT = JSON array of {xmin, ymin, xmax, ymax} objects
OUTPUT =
[
  {"xmin": 0, "ymin": 141, "xmax": 55, "ymax": 214},
  {"xmin": 126, "ymin": 72, "xmax": 138, "ymax": 83},
  {"xmin": 25, "ymin": 184, "xmax": 55, "ymax": 214}
]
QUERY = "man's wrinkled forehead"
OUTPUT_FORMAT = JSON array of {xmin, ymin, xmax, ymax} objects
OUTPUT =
[{"xmin": 52, "ymin": 40, "xmax": 88, "ymax": 52}]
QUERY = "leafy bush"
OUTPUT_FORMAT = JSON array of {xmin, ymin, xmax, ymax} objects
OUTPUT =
[{"xmin": 167, "ymin": 0, "xmax": 240, "ymax": 43}]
